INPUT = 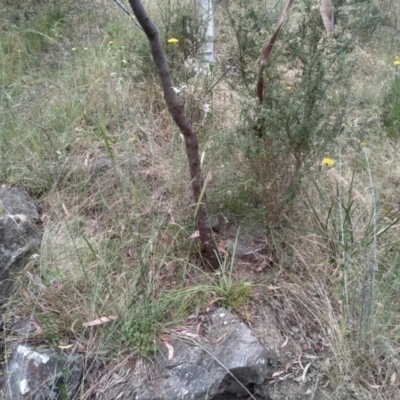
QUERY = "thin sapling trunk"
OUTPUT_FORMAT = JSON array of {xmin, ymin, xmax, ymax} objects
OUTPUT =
[{"xmin": 127, "ymin": 0, "xmax": 220, "ymax": 270}]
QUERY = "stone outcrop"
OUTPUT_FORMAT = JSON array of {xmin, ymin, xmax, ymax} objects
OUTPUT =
[
  {"xmin": 102, "ymin": 307, "xmax": 276, "ymax": 400},
  {"xmin": 0, "ymin": 186, "xmax": 42, "ymax": 303},
  {"xmin": 0, "ymin": 186, "xmax": 84, "ymax": 400},
  {"xmin": 1, "ymin": 344, "xmax": 83, "ymax": 400}
]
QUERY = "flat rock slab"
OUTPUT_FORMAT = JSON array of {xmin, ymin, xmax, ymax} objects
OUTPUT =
[
  {"xmin": 0, "ymin": 344, "xmax": 83, "ymax": 400},
  {"xmin": 135, "ymin": 307, "xmax": 272, "ymax": 400}
]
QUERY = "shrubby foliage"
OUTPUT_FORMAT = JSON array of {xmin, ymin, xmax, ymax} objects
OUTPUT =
[
  {"xmin": 382, "ymin": 60, "xmax": 400, "ymax": 138},
  {"xmin": 219, "ymin": 1, "xmax": 354, "ymax": 225},
  {"xmin": 335, "ymin": 0, "xmax": 382, "ymax": 43}
]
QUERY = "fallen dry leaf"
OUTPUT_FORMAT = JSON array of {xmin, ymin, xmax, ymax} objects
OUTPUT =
[
  {"xmin": 298, "ymin": 354, "xmax": 304, "ymax": 370},
  {"xmin": 158, "ymin": 334, "xmax": 174, "ymax": 342},
  {"xmin": 363, "ymin": 379, "xmax": 382, "ymax": 390},
  {"xmin": 390, "ymin": 372, "xmax": 397, "ymax": 386},
  {"xmin": 58, "ymin": 344, "xmax": 74, "ymax": 349},
  {"xmin": 62, "ymin": 203, "xmax": 70, "ymax": 217},
  {"xmin": 83, "ymin": 316, "xmax": 117, "ymax": 327},
  {"xmin": 281, "ymin": 335, "xmax": 289, "ymax": 348},
  {"xmin": 31, "ymin": 319, "xmax": 43, "ymax": 333},
  {"xmin": 163, "ymin": 342, "xmax": 174, "ymax": 360},
  {"xmin": 272, "ymin": 370, "xmax": 285, "ymax": 378}
]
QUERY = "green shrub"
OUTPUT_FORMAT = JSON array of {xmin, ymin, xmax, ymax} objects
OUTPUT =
[
  {"xmin": 382, "ymin": 62, "xmax": 400, "ymax": 138},
  {"xmin": 224, "ymin": 2, "xmax": 353, "ymax": 226},
  {"xmin": 119, "ymin": 300, "xmax": 161, "ymax": 355}
]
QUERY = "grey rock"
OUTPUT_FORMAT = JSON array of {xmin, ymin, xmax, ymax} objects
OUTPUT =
[
  {"xmin": 0, "ymin": 187, "xmax": 42, "ymax": 303},
  {"xmin": 0, "ymin": 187, "xmax": 39, "ymax": 219},
  {"xmin": 225, "ymin": 239, "xmax": 253, "ymax": 257},
  {"xmin": 133, "ymin": 307, "xmax": 272, "ymax": 400},
  {"xmin": 0, "ymin": 344, "xmax": 83, "ymax": 400},
  {"xmin": 211, "ymin": 215, "xmax": 229, "ymax": 233},
  {"xmin": 92, "ymin": 156, "xmax": 112, "ymax": 172}
]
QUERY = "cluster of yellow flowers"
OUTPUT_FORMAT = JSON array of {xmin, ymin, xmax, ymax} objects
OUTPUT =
[
  {"xmin": 321, "ymin": 142, "xmax": 367, "ymax": 168},
  {"xmin": 322, "ymin": 157, "xmax": 335, "ymax": 167},
  {"xmin": 394, "ymin": 56, "xmax": 400, "ymax": 66},
  {"xmin": 167, "ymin": 38, "xmax": 179, "ymax": 44}
]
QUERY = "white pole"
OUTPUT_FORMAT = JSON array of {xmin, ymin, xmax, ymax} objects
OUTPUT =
[{"xmin": 196, "ymin": 0, "xmax": 214, "ymax": 63}]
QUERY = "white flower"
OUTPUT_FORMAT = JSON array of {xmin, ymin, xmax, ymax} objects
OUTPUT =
[{"xmin": 172, "ymin": 84, "xmax": 187, "ymax": 95}]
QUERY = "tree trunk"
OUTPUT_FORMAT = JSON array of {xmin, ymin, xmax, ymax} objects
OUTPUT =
[
  {"xmin": 320, "ymin": 0, "xmax": 334, "ymax": 36},
  {"xmin": 127, "ymin": 0, "xmax": 220, "ymax": 270}
]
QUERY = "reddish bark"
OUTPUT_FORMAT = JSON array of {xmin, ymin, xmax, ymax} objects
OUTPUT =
[
  {"xmin": 127, "ymin": 0, "xmax": 220, "ymax": 270},
  {"xmin": 257, "ymin": 0, "xmax": 295, "ymax": 103}
]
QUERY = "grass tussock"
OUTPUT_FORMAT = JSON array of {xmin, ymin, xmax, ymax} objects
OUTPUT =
[{"xmin": 1, "ymin": 0, "xmax": 400, "ymax": 398}]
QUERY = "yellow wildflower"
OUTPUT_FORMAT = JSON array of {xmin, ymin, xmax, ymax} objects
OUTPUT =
[
  {"xmin": 167, "ymin": 38, "xmax": 179, "ymax": 44},
  {"xmin": 71, "ymin": 47, "xmax": 77, "ymax": 51},
  {"xmin": 17, "ymin": 49, "xmax": 22, "ymax": 53},
  {"xmin": 322, "ymin": 157, "xmax": 335, "ymax": 167},
  {"xmin": 361, "ymin": 141, "xmax": 367, "ymax": 147},
  {"xmin": 83, "ymin": 47, "xmax": 88, "ymax": 51},
  {"xmin": 395, "ymin": 60, "xmax": 400, "ymax": 66},
  {"xmin": 286, "ymin": 85, "xmax": 293, "ymax": 91},
  {"xmin": 109, "ymin": 41, "xmax": 114, "ymax": 45}
]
